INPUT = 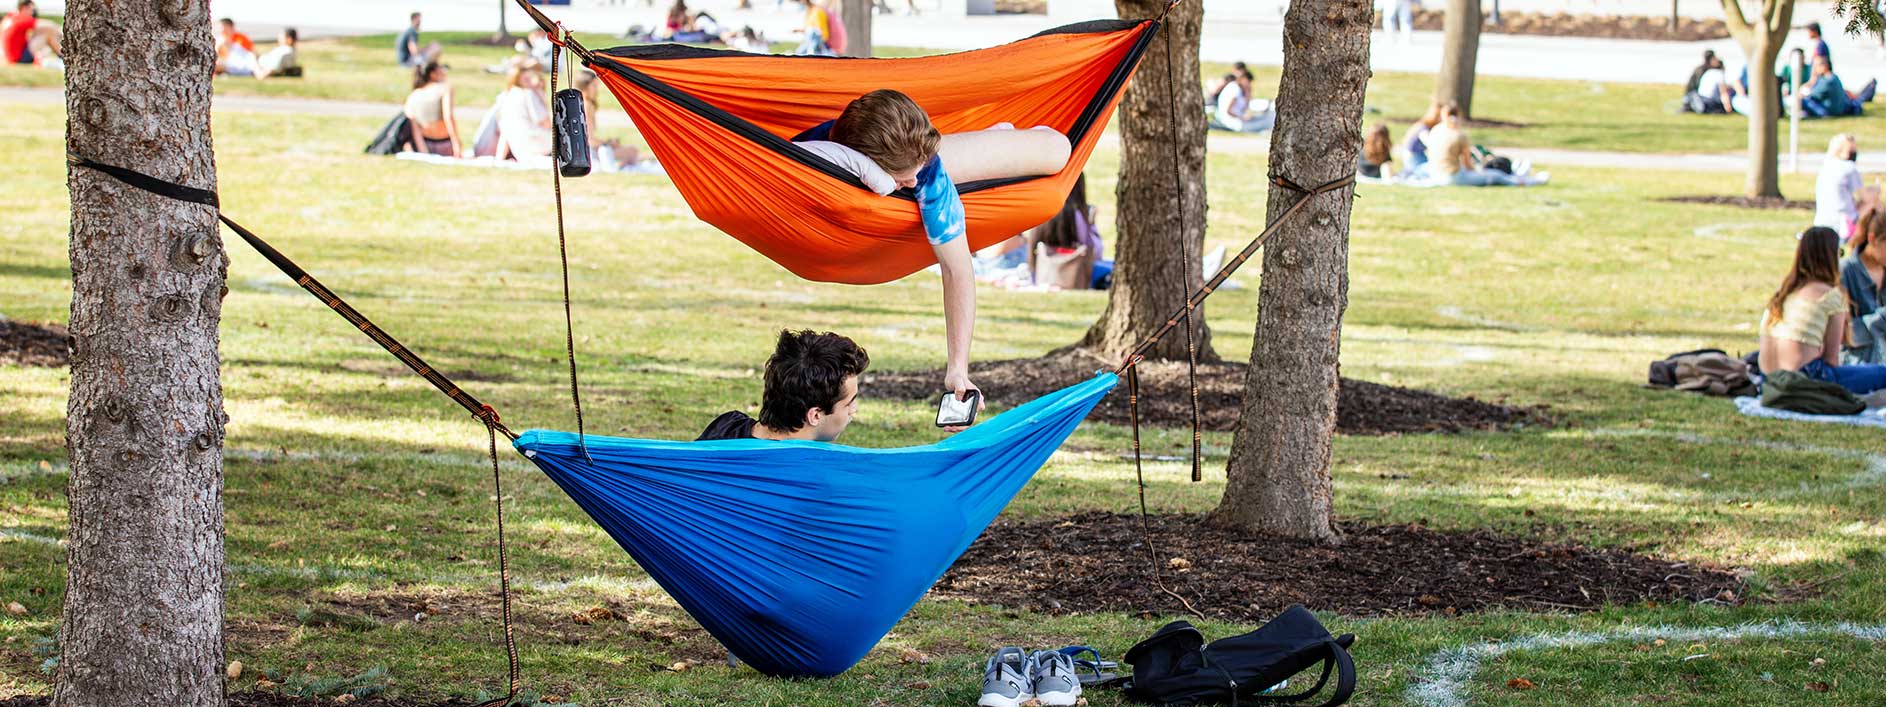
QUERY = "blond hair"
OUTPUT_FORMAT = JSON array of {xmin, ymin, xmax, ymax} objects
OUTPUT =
[
  {"xmin": 504, "ymin": 60, "xmax": 543, "ymax": 90},
  {"xmin": 829, "ymin": 89, "xmax": 940, "ymax": 174},
  {"xmin": 1828, "ymin": 133, "xmax": 1856, "ymax": 159}
]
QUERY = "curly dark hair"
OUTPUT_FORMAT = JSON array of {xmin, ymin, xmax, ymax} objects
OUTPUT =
[{"xmin": 758, "ymin": 330, "xmax": 869, "ymax": 431}]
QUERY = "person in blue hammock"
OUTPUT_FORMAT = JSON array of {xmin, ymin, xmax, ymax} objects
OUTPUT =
[
  {"xmin": 698, "ymin": 330, "xmax": 869, "ymax": 442},
  {"xmin": 793, "ymin": 89, "xmax": 1071, "ymax": 413}
]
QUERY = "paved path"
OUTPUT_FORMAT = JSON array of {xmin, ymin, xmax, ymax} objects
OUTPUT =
[
  {"xmin": 29, "ymin": 0, "xmax": 1886, "ymax": 86},
  {"xmin": 17, "ymin": 85, "xmax": 1882, "ymax": 174}
]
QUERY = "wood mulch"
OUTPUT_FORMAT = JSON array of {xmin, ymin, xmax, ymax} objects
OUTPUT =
[
  {"xmin": 861, "ymin": 353, "xmax": 1548, "ymax": 435},
  {"xmin": 1659, "ymin": 195, "xmax": 1814, "ymax": 211},
  {"xmin": 934, "ymin": 512, "xmax": 1750, "ymax": 622},
  {"xmin": 0, "ymin": 697, "xmax": 474, "ymax": 707},
  {"xmin": 0, "ymin": 320, "xmax": 70, "ymax": 368}
]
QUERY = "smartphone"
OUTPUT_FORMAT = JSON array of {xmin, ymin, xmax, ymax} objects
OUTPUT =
[{"xmin": 936, "ymin": 390, "xmax": 982, "ymax": 428}]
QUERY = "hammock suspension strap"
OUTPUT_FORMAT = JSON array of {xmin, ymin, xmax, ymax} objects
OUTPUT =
[
  {"xmin": 67, "ymin": 156, "xmax": 529, "ymax": 701},
  {"xmin": 550, "ymin": 30, "xmax": 595, "ymax": 465}
]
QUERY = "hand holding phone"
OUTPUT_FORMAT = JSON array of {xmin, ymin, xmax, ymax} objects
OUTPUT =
[{"xmin": 936, "ymin": 389, "xmax": 982, "ymax": 428}]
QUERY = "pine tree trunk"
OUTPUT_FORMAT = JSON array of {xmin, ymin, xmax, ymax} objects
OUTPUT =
[
  {"xmin": 1072, "ymin": 0, "xmax": 1216, "ymax": 363},
  {"xmin": 55, "ymin": 2, "xmax": 227, "ymax": 706},
  {"xmin": 1206, "ymin": 0, "xmax": 1370, "ymax": 544},
  {"xmin": 841, "ymin": 0, "xmax": 873, "ymax": 57},
  {"xmin": 1434, "ymin": 0, "xmax": 1481, "ymax": 117}
]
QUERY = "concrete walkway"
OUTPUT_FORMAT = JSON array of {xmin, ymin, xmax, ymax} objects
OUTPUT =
[
  {"xmin": 28, "ymin": 0, "xmax": 1886, "ymax": 86},
  {"xmin": 14, "ymin": 85, "xmax": 1876, "ymax": 174}
]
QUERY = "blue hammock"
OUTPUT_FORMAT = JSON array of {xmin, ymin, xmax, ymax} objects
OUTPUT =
[{"xmin": 513, "ymin": 372, "xmax": 1118, "ymax": 677}]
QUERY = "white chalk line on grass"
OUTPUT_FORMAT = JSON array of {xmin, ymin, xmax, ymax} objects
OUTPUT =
[
  {"xmin": 1407, "ymin": 621, "xmax": 1886, "ymax": 707},
  {"xmin": 1586, "ymin": 428, "xmax": 1886, "ymax": 500}
]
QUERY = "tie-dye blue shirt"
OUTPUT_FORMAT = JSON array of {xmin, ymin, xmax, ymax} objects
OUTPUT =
[{"xmin": 915, "ymin": 156, "xmax": 965, "ymax": 246}]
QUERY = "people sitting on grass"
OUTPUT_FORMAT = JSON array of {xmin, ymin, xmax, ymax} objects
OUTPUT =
[
  {"xmin": 2, "ymin": 0, "xmax": 60, "ymax": 69},
  {"xmin": 213, "ymin": 17, "xmax": 258, "ymax": 77},
  {"xmin": 1203, "ymin": 61, "xmax": 1249, "ymax": 110},
  {"xmin": 1801, "ymin": 55, "xmax": 1877, "ymax": 118},
  {"xmin": 1358, "ymin": 124, "xmax": 1394, "ymax": 180},
  {"xmin": 795, "ymin": 0, "xmax": 837, "ymax": 55},
  {"xmin": 723, "ymin": 26, "xmax": 770, "ymax": 53},
  {"xmin": 1759, "ymin": 226, "xmax": 1886, "ymax": 395},
  {"xmin": 1030, "ymin": 174, "xmax": 1112, "ymax": 290},
  {"xmin": 1399, "ymin": 101, "xmax": 1440, "ymax": 179},
  {"xmin": 1681, "ymin": 50, "xmax": 1729, "ymax": 114},
  {"xmin": 1804, "ymin": 21, "xmax": 1833, "ymax": 71},
  {"xmin": 1814, "ymin": 134, "xmax": 1867, "ymax": 238},
  {"xmin": 1210, "ymin": 69, "xmax": 1274, "ymax": 134},
  {"xmin": 495, "ymin": 60, "xmax": 553, "ymax": 165},
  {"xmin": 403, "ymin": 60, "xmax": 462, "ymax": 157},
  {"xmin": 1422, "ymin": 103, "xmax": 1546, "ymax": 187},
  {"xmin": 255, "ymin": 28, "xmax": 302, "ymax": 79},
  {"xmin": 696, "ymin": 330, "xmax": 869, "ymax": 442},
  {"xmin": 1842, "ymin": 209, "xmax": 1886, "ymax": 365},
  {"xmin": 396, "ymin": 11, "xmax": 443, "ymax": 68}
]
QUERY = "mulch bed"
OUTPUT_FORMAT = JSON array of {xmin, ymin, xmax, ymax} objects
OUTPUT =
[
  {"xmin": 0, "ymin": 320, "xmax": 70, "ymax": 368},
  {"xmin": 934, "ymin": 512, "xmax": 1748, "ymax": 622},
  {"xmin": 861, "ymin": 353, "xmax": 1547, "ymax": 435},
  {"xmin": 1396, "ymin": 8, "xmax": 1729, "ymax": 42},
  {"xmin": 1660, "ymin": 195, "xmax": 1814, "ymax": 211}
]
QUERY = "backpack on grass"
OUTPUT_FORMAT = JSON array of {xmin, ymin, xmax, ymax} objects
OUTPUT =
[{"xmin": 1122, "ymin": 605, "xmax": 1356, "ymax": 706}]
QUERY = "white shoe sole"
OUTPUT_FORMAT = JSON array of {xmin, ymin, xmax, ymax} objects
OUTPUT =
[
  {"xmin": 977, "ymin": 692, "xmax": 1033, "ymax": 707},
  {"xmin": 1036, "ymin": 687, "xmax": 1081, "ymax": 707}
]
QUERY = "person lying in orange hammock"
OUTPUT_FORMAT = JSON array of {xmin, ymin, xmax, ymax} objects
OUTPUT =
[{"xmin": 793, "ymin": 89, "xmax": 1071, "ymax": 414}]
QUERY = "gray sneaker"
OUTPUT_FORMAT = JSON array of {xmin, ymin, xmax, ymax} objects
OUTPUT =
[
  {"xmin": 978, "ymin": 647, "xmax": 1033, "ymax": 707},
  {"xmin": 1029, "ymin": 650, "xmax": 1082, "ymax": 706}
]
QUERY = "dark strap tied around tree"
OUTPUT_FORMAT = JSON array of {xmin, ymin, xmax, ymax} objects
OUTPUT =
[
  {"xmin": 68, "ymin": 155, "xmax": 528, "ymax": 702},
  {"xmin": 549, "ymin": 30, "xmax": 595, "ymax": 465},
  {"xmin": 1154, "ymin": 3, "xmax": 1204, "ymax": 484}
]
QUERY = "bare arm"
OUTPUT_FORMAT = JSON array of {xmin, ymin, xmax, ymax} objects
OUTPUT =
[
  {"xmin": 1824, "ymin": 309, "xmax": 1848, "ymax": 366},
  {"xmin": 932, "ymin": 236, "xmax": 980, "ymax": 421},
  {"xmin": 442, "ymin": 86, "xmax": 462, "ymax": 157}
]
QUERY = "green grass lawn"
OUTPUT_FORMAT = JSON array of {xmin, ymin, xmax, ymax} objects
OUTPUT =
[{"xmin": 3, "ymin": 88, "xmax": 1885, "ymax": 706}]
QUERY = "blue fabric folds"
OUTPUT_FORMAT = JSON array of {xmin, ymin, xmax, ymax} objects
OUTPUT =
[{"xmin": 513, "ymin": 372, "xmax": 1118, "ymax": 677}]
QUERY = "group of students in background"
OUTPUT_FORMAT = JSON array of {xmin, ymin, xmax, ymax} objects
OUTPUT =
[
  {"xmin": 1358, "ymin": 101, "xmax": 1547, "ymax": 187},
  {"xmin": 1206, "ymin": 62, "xmax": 1275, "ymax": 134},
  {"xmin": 213, "ymin": 18, "xmax": 301, "ymax": 79},
  {"xmin": 1754, "ymin": 131, "xmax": 1886, "ymax": 403},
  {"xmin": 1682, "ymin": 22, "xmax": 1878, "ymax": 118}
]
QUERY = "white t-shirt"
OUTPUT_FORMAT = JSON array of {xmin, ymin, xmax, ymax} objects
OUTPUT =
[
  {"xmin": 797, "ymin": 140, "xmax": 897, "ymax": 195},
  {"xmin": 1215, "ymin": 81, "xmax": 1249, "ymax": 127},
  {"xmin": 1696, "ymin": 68, "xmax": 1726, "ymax": 99},
  {"xmin": 1814, "ymin": 157, "xmax": 1863, "ymax": 231}
]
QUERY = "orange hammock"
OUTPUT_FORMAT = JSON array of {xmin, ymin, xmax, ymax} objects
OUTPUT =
[{"xmin": 528, "ymin": 6, "xmax": 1160, "ymax": 284}]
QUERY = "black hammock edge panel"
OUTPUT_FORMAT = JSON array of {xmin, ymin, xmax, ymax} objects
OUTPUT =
[{"xmin": 582, "ymin": 18, "xmax": 1159, "ymax": 201}]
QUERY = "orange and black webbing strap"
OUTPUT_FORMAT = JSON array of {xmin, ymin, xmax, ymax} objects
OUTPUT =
[
  {"xmin": 469, "ymin": 417, "xmax": 522, "ymax": 707},
  {"xmin": 549, "ymin": 31, "xmax": 595, "ymax": 465}
]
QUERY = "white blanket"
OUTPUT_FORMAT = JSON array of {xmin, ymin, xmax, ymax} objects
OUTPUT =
[{"xmin": 1733, "ymin": 396, "xmax": 1886, "ymax": 428}]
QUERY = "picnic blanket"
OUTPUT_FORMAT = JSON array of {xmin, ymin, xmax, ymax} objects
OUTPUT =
[{"xmin": 1734, "ymin": 396, "xmax": 1886, "ymax": 428}]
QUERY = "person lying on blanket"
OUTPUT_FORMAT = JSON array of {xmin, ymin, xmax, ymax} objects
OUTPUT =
[{"xmin": 793, "ymin": 89, "xmax": 1071, "ymax": 413}]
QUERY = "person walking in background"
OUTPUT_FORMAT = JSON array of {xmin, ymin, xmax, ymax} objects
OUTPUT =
[
  {"xmin": 1378, "ymin": 0, "xmax": 1417, "ymax": 45},
  {"xmin": 396, "ymin": 11, "xmax": 442, "ymax": 67}
]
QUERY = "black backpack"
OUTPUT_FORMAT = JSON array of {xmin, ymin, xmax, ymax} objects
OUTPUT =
[{"xmin": 1122, "ymin": 605, "xmax": 1356, "ymax": 706}]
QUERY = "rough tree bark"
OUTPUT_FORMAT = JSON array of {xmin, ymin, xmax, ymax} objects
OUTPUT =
[
  {"xmin": 1207, "ymin": 0, "xmax": 1371, "ymax": 544},
  {"xmin": 1721, "ymin": 0, "xmax": 1794, "ymax": 199},
  {"xmin": 1073, "ymin": 0, "xmax": 1215, "ymax": 362},
  {"xmin": 56, "ymin": 1, "xmax": 227, "ymax": 706},
  {"xmin": 1434, "ymin": 0, "xmax": 1481, "ymax": 117},
  {"xmin": 841, "ymin": 0, "xmax": 873, "ymax": 57}
]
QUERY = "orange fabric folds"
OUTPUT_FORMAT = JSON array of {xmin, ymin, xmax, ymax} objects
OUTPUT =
[{"xmin": 584, "ymin": 20, "xmax": 1158, "ymax": 285}]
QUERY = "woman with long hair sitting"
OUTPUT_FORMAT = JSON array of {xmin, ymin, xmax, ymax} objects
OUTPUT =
[
  {"xmin": 1842, "ymin": 210, "xmax": 1886, "ymax": 364},
  {"xmin": 1760, "ymin": 226, "xmax": 1886, "ymax": 394},
  {"xmin": 1030, "ymin": 175, "xmax": 1110, "ymax": 290},
  {"xmin": 402, "ymin": 60, "xmax": 462, "ymax": 157}
]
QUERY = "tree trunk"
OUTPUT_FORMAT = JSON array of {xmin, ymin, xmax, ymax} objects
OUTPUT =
[
  {"xmin": 1434, "ymin": 0, "xmax": 1481, "ymax": 118},
  {"xmin": 1207, "ymin": 0, "xmax": 1370, "ymax": 544},
  {"xmin": 1744, "ymin": 33, "xmax": 1784, "ymax": 198},
  {"xmin": 1074, "ymin": 0, "xmax": 1215, "ymax": 363},
  {"xmin": 55, "ymin": 1, "xmax": 227, "ymax": 706},
  {"xmin": 841, "ymin": 0, "xmax": 873, "ymax": 57},
  {"xmin": 496, "ymin": 0, "xmax": 513, "ymax": 42}
]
